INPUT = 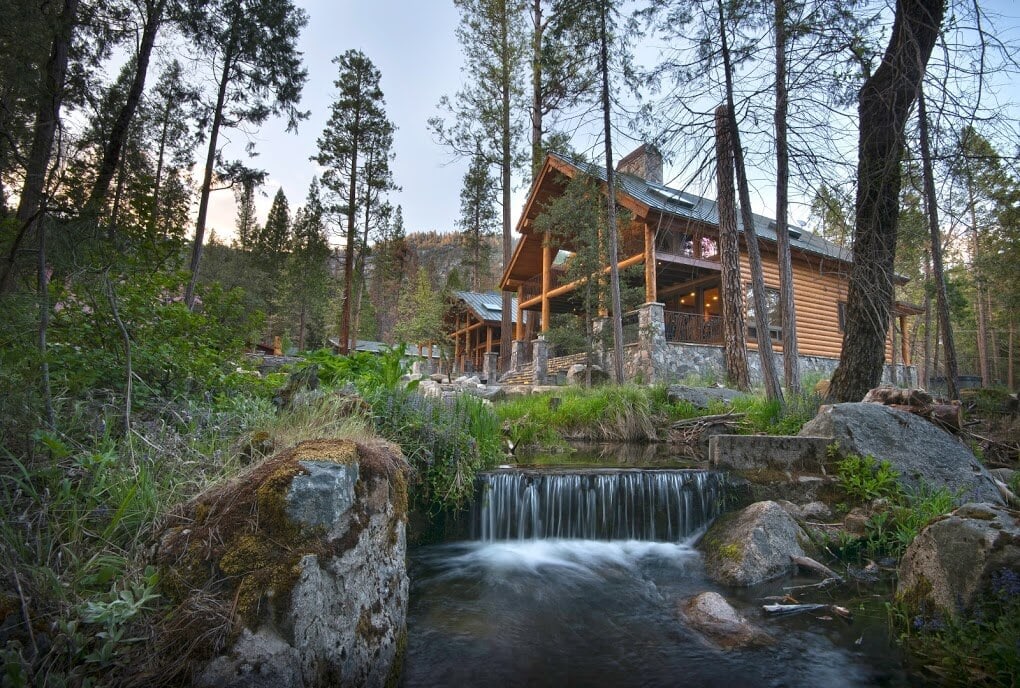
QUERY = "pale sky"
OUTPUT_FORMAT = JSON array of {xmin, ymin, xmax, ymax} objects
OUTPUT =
[
  {"xmin": 203, "ymin": 0, "xmax": 1020, "ymax": 244},
  {"xmin": 207, "ymin": 0, "xmax": 477, "ymax": 242}
]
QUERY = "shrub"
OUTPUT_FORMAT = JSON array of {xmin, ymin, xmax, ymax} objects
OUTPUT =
[
  {"xmin": 834, "ymin": 449, "xmax": 902, "ymax": 503},
  {"xmin": 368, "ymin": 389, "xmax": 502, "ymax": 512}
]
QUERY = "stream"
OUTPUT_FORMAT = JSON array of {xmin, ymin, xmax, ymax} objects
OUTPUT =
[{"xmin": 402, "ymin": 448, "xmax": 910, "ymax": 687}]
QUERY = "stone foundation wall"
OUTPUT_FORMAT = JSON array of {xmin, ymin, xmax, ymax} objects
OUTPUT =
[
  {"xmin": 605, "ymin": 302, "xmax": 916, "ymax": 388},
  {"xmin": 630, "ymin": 340, "xmax": 915, "ymax": 388}
]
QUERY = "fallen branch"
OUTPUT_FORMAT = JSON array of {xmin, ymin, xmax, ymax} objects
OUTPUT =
[
  {"xmin": 791, "ymin": 555, "xmax": 844, "ymax": 583},
  {"xmin": 670, "ymin": 412, "xmax": 746, "ymax": 429},
  {"xmin": 762, "ymin": 603, "xmax": 852, "ymax": 620}
]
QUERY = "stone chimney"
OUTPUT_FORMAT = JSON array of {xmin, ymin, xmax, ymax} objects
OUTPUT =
[{"xmin": 616, "ymin": 144, "xmax": 663, "ymax": 184}]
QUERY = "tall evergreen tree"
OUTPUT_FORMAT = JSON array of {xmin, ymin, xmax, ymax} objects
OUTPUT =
[
  {"xmin": 181, "ymin": 0, "xmax": 308, "ymax": 308},
  {"xmin": 429, "ymin": 0, "xmax": 528, "ymax": 370},
  {"xmin": 313, "ymin": 49, "xmax": 394, "ymax": 354},
  {"xmin": 829, "ymin": 0, "xmax": 944, "ymax": 402},
  {"xmin": 285, "ymin": 177, "xmax": 331, "ymax": 350},
  {"xmin": 259, "ymin": 187, "xmax": 292, "ymax": 258},
  {"xmin": 458, "ymin": 147, "xmax": 499, "ymax": 290},
  {"xmin": 234, "ymin": 178, "xmax": 260, "ymax": 251}
]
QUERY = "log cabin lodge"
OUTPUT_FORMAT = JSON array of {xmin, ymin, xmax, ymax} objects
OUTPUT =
[{"xmin": 458, "ymin": 144, "xmax": 919, "ymax": 386}]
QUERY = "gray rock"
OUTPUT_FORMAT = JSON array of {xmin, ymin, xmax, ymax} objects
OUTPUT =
[
  {"xmin": 709, "ymin": 434, "xmax": 831, "ymax": 472},
  {"xmin": 195, "ymin": 628, "xmax": 303, "ymax": 688},
  {"xmin": 897, "ymin": 502, "xmax": 1020, "ymax": 618},
  {"xmin": 677, "ymin": 592, "xmax": 774, "ymax": 650},
  {"xmin": 666, "ymin": 385, "xmax": 748, "ymax": 410},
  {"xmin": 989, "ymin": 468, "xmax": 1015, "ymax": 485},
  {"xmin": 800, "ymin": 403, "xmax": 1002, "ymax": 504},
  {"xmin": 286, "ymin": 461, "xmax": 359, "ymax": 538},
  {"xmin": 776, "ymin": 499, "xmax": 832, "ymax": 522},
  {"xmin": 700, "ymin": 501, "xmax": 808, "ymax": 586},
  {"xmin": 195, "ymin": 444, "xmax": 408, "ymax": 688},
  {"xmin": 566, "ymin": 364, "xmax": 609, "ymax": 386}
]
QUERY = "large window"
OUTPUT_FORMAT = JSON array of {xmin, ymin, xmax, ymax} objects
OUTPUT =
[{"xmin": 746, "ymin": 285, "xmax": 782, "ymax": 341}]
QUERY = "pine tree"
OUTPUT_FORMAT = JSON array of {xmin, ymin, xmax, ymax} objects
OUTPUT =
[
  {"xmin": 259, "ymin": 187, "xmax": 292, "ymax": 258},
  {"xmin": 234, "ymin": 179, "xmax": 260, "ymax": 252},
  {"xmin": 314, "ymin": 50, "xmax": 394, "ymax": 354},
  {"xmin": 182, "ymin": 0, "xmax": 309, "ymax": 308},
  {"xmin": 429, "ymin": 0, "xmax": 528, "ymax": 370},
  {"xmin": 284, "ymin": 177, "xmax": 331, "ymax": 350},
  {"xmin": 458, "ymin": 147, "xmax": 499, "ymax": 290}
]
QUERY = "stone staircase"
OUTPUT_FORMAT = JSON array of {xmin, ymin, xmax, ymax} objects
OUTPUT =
[{"xmin": 499, "ymin": 352, "xmax": 591, "ymax": 386}]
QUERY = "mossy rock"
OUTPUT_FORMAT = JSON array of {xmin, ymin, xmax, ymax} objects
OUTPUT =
[{"xmin": 152, "ymin": 438, "xmax": 410, "ymax": 674}]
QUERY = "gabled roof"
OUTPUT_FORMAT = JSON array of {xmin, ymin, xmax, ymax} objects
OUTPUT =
[
  {"xmin": 547, "ymin": 152, "xmax": 851, "ymax": 265},
  {"xmin": 453, "ymin": 291, "xmax": 519, "ymax": 325}
]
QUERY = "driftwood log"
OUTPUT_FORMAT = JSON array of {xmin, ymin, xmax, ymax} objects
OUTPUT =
[{"xmin": 862, "ymin": 386, "xmax": 962, "ymax": 431}]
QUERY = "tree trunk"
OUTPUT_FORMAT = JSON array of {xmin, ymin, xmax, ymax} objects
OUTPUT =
[
  {"xmin": 968, "ymin": 183, "xmax": 990, "ymax": 385},
  {"xmin": 921, "ymin": 246, "xmax": 932, "ymax": 388},
  {"xmin": 86, "ymin": 0, "xmax": 163, "ymax": 215},
  {"xmin": 185, "ymin": 42, "xmax": 234, "ymax": 309},
  {"xmin": 773, "ymin": 0, "xmax": 800, "ymax": 394},
  {"xmin": 498, "ymin": 5, "xmax": 513, "ymax": 374},
  {"xmin": 718, "ymin": 0, "xmax": 783, "ymax": 404},
  {"xmin": 599, "ymin": 0, "xmax": 624, "ymax": 384},
  {"xmin": 151, "ymin": 98, "xmax": 171, "ymax": 234},
  {"xmin": 714, "ymin": 105, "xmax": 750, "ymax": 391},
  {"xmin": 0, "ymin": 0, "xmax": 79, "ymax": 295},
  {"xmin": 828, "ymin": 0, "xmax": 944, "ymax": 402},
  {"xmin": 38, "ymin": 217, "xmax": 54, "ymax": 429},
  {"xmin": 918, "ymin": 87, "xmax": 958, "ymax": 399},
  {"xmin": 338, "ymin": 117, "xmax": 360, "ymax": 355},
  {"xmin": 531, "ymin": 0, "xmax": 544, "ymax": 179}
]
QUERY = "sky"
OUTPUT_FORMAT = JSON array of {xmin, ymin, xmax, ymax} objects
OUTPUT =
[
  {"xmin": 206, "ymin": 0, "xmax": 476, "ymax": 242},
  {"xmin": 203, "ymin": 0, "xmax": 1020, "ymax": 245}
]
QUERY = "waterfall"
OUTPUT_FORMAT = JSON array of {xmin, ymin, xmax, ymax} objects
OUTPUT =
[{"xmin": 472, "ymin": 469, "xmax": 725, "ymax": 541}]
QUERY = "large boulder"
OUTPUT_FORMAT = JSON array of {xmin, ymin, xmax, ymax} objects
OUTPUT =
[
  {"xmin": 897, "ymin": 502, "xmax": 1020, "ymax": 619},
  {"xmin": 699, "ymin": 501, "xmax": 809, "ymax": 586},
  {"xmin": 157, "ymin": 439, "xmax": 410, "ymax": 688},
  {"xmin": 677, "ymin": 592, "xmax": 773, "ymax": 650},
  {"xmin": 666, "ymin": 385, "xmax": 748, "ymax": 410},
  {"xmin": 566, "ymin": 363, "xmax": 609, "ymax": 386},
  {"xmin": 800, "ymin": 403, "xmax": 1002, "ymax": 504}
]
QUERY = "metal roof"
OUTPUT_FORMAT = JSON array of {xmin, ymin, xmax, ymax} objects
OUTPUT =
[
  {"xmin": 328, "ymin": 338, "xmax": 441, "ymax": 359},
  {"xmin": 453, "ymin": 290, "xmax": 519, "ymax": 324},
  {"xmin": 550, "ymin": 152, "xmax": 851, "ymax": 265}
]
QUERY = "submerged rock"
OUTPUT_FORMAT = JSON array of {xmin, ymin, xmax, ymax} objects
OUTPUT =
[
  {"xmin": 677, "ymin": 592, "xmax": 773, "ymax": 650},
  {"xmin": 800, "ymin": 403, "xmax": 1002, "ymax": 504},
  {"xmin": 156, "ymin": 439, "xmax": 410, "ymax": 687},
  {"xmin": 897, "ymin": 502, "xmax": 1020, "ymax": 619},
  {"xmin": 699, "ymin": 501, "xmax": 809, "ymax": 586}
]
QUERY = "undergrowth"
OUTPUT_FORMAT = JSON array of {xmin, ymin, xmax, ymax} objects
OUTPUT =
[
  {"xmin": 497, "ymin": 384, "xmax": 823, "ymax": 450},
  {"xmin": 891, "ymin": 568, "xmax": 1020, "ymax": 686},
  {"xmin": 826, "ymin": 446, "xmax": 957, "ymax": 563}
]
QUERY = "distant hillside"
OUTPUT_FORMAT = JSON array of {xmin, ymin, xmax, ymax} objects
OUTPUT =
[{"xmin": 402, "ymin": 230, "xmax": 502, "ymax": 291}]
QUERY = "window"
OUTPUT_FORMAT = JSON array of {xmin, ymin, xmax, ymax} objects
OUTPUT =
[
  {"xmin": 746, "ymin": 285, "xmax": 782, "ymax": 341},
  {"xmin": 837, "ymin": 301, "xmax": 847, "ymax": 332}
]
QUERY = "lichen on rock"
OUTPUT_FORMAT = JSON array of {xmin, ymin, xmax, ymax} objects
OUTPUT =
[{"xmin": 152, "ymin": 438, "xmax": 411, "ymax": 686}]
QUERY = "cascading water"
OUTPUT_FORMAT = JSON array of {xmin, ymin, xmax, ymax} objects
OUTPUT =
[
  {"xmin": 473, "ymin": 469, "xmax": 725, "ymax": 541},
  {"xmin": 404, "ymin": 461, "xmax": 907, "ymax": 687}
]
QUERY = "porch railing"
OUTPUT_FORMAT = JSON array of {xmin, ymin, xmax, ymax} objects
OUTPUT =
[
  {"xmin": 664, "ymin": 310, "xmax": 723, "ymax": 344},
  {"xmin": 520, "ymin": 265, "xmax": 568, "ymax": 303}
]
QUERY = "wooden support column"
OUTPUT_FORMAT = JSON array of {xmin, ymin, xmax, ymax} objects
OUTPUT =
[
  {"xmin": 900, "ymin": 314, "xmax": 910, "ymax": 366},
  {"xmin": 486, "ymin": 325, "xmax": 493, "ymax": 352},
  {"xmin": 453, "ymin": 321, "xmax": 460, "ymax": 371},
  {"xmin": 541, "ymin": 243, "xmax": 552, "ymax": 333},
  {"xmin": 515, "ymin": 287, "xmax": 525, "ymax": 340},
  {"xmin": 644, "ymin": 223, "xmax": 657, "ymax": 303}
]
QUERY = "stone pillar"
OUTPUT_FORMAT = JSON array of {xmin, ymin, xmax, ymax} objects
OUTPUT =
[
  {"xmin": 637, "ymin": 302, "xmax": 666, "ymax": 384},
  {"xmin": 532, "ymin": 336, "xmax": 549, "ymax": 385},
  {"xmin": 510, "ymin": 340, "xmax": 524, "ymax": 372},
  {"xmin": 592, "ymin": 317, "xmax": 608, "ymax": 370},
  {"xmin": 483, "ymin": 351, "xmax": 499, "ymax": 384}
]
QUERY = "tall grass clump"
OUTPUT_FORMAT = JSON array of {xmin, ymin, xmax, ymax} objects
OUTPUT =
[
  {"xmin": 296, "ymin": 346, "xmax": 503, "ymax": 513},
  {"xmin": 368, "ymin": 389, "xmax": 502, "ymax": 512},
  {"xmin": 497, "ymin": 384, "xmax": 669, "ymax": 447}
]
